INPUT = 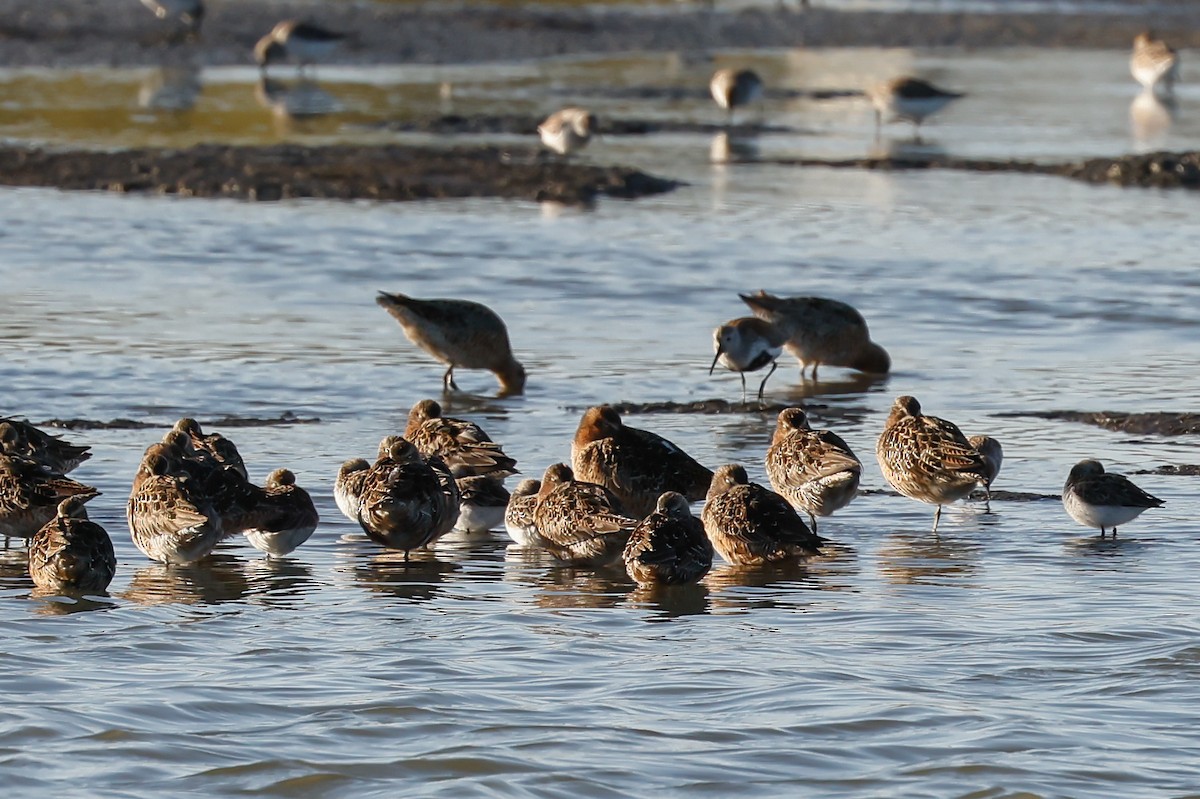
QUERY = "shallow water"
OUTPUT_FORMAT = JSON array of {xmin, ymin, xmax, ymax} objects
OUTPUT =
[{"xmin": 2, "ymin": 47, "xmax": 1199, "ymax": 797}]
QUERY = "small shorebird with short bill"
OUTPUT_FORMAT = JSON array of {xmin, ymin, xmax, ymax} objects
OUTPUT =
[
  {"xmin": 1062, "ymin": 460, "xmax": 1163, "ymax": 538},
  {"xmin": 701, "ymin": 464, "xmax": 823, "ymax": 566},
  {"xmin": 765, "ymin": 408, "xmax": 862, "ymax": 533},
  {"xmin": 572, "ymin": 405, "xmax": 713, "ymax": 520},
  {"xmin": 537, "ymin": 107, "xmax": 598, "ymax": 157},
  {"xmin": 532, "ymin": 463, "xmax": 638, "ymax": 567},
  {"xmin": 709, "ymin": 316, "xmax": 787, "ymax": 401},
  {"xmin": 968, "ymin": 434, "xmax": 1004, "ymax": 510},
  {"xmin": 29, "ymin": 495, "xmax": 116, "ymax": 593},
  {"xmin": 240, "ymin": 469, "xmax": 319, "ymax": 558},
  {"xmin": 710, "ymin": 68, "xmax": 764, "ymax": 126},
  {"xmin": 623, "ymin": 491, "xmax": 713, "ymax": 587},
  {"xmin": 453, "ymin": 475, "xmax": 510, "ymax": 535},
  {"xmin": 335, "ymin": 459, "xmax": 371, "ymax": 523},
  {"xmin": 503, "ymin": 478, "xmax": 544, "ymax": 547},
  {"xmin": 875, "ymin": 396, "xmax": 991, "ymax": 534},
  {"xmin": 1131, "ymin": 31, "xmax": 1179, "ymax": 96},
  {"xmin": 376, "ymin": 291, "xmax": 526, "ymax": 396},
  {"xmin": 255, "ymin": 20, "xmax": 346, "ymax": 75},
  {"xmin": 740, "ymin": 290, "xmax": 890, "ymax": 379},
  {"xmin": 868, "ymin": 76, "xmax": 963, "ymax": 136}
]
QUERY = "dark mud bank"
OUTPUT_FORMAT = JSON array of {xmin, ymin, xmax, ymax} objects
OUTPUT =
[
  {"xmin": 1000, "ymin": 410, "xmax": 1200, "ymax": 436},
  {"xmin": 0, "ymin": 143, "xmax": 680, "ymax": 205}
]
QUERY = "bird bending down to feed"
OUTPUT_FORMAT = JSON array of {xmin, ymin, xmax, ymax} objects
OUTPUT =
[
  {"xmin": 538, "ymin": 108, "xmax": 598, "ymax": 157},
  {"xmin": 739, "ymin": 290, "xmax": 890, "ymax": 379},
  {"xmin": 1062, "ymin": 460, "xmax": 1163, "ymax": 538},
  {"xmin": 765, "ymin": 408, "xmax": 861, "ymax": 533},
  {"xmin": 968, "ymin": 434, "xmax": 1003, "ymax": 510},
  {"xmin": 709, "ymin": 316, "xmax": 786, "ymax": 401},
  {"xmin": 875, "ymin": 395, "xmax": 991, "ymax": 534},
  {"xmin": 710, "ymin": 68, "xmax": 764, "ymax": 126},
  {"xmin": 376, "ymin": 291, "xmax": 526, "ymax": 396},
  {"xmin": 868, "ymin": 76, "xmax": 963, "ymax": 135}
]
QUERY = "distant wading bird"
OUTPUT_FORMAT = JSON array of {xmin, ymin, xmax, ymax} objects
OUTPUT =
[
  {"xmin": 376, "ymin": 291, "xmax": 526, "ymax": 396},
  {"xmin": 740, "ymin": 291, "xmax": 890, "ymax": 379},
  {"xmin": 538, "ymin": 107, "xmax": 598, "ymax": 157},
  {"xmin": 868, "ymin": 76, "xmax": 963, "ymax": 136},
  {"xmin": 140, "ymin": 0, "xmax": 205, "ymax": 37},
  {"xmin": 709, "ymin": 316, "xmax": 786, "ymax": 401},
  {"xmin": 1062, "ymin": 460, "xmax": 1163, "ymax": 538},
  {"xmin": 710, "ymin": 68, "xmax": 764, "ymax": 126},
  {"xmin": 255, "ymin": 20, "xmax": 346, "ymax": 75},
  {"xmin": 1131, "ymin": 31, "xmax": 1180, "ymax": 96}
]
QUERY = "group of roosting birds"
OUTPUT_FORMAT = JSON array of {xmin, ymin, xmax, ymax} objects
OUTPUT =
[{"xmin": 0, "ymin": 278, "xmax": 1168, "ymax": 595}]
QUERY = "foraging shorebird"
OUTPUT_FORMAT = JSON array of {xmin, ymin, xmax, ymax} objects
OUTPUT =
[
  {"xmin": 875, "ymin": 396, "xmax": 990, "ymax": 534},
  {"xmin": 241, "ymin": 469, "xmax": 319, "ymax": 558},
  {"xmin": 1063, "ymin": 460, "xmax": 1163, "ymax": 538},
  {"xmin": 127, "ymin": 451, "xmax": 224, "ymax": 564},
  {"xmin": 532, "ymin": 463, "xmax": 638, "ymax": 567},
  {"xmin": 404, "ymin": 399, "xmax": 517, "ymax": 479},
  {"xmin": 868, "ymin": 76, "xmax": 963, "ymax": 135},
  {"xmin": 537, "ymin": 107, "xmax": 598, "ymax": 157},
  {"xmin": 335, "ymin": 458, "xmax": 371, "ymax": 523},
  {"xmin": 140, "ymin": 0, "xmax": 204, "ymax": 36},
  {"xmin": 740, "ymin": 291, "xmax": 890, "ymax": 379},
  {"xmin": 623, "ymin": 491, "xmax": 714, "ymax": 587},
  {"xmin": 0, "ymin": 455, "xmax": 97, "ymax": 542},
  {"xmin": 571, "ymin": 405, "xmax": 713, "ymax": 520},
  {"xmin": 765, "ymin": 408, "xmax": 862, "ymax": 532},
  {"xmin": 356, "ymin": 437, "xmax": 460, "ymax": 558},
  {"xmin": 255, "ymin": 20, "xmax": 346, "ymax": 75},
  {"xmin": 710, "ymin": 68, "xmax": 764, "ymax": 125},
  {"xmin": 701, "ymin": 464, "xmax": 823, "ymax": 566},
  {"xmin": 453, "ymin": 475, "xmax": 511, "ymax": 534},
  {"xmin": 376, "ymin": 291, "xmax": 526, "ymax": 396},
  {"xmin": 968, "ymin": 434, "xmax": 1004, "ymax": 510},
  {"xmin": 0, "ymin": 419, "xmax": 91, "ymax": 474},
  {"xmin": 1131, "ymin": 31, "xmax": 1179, "ymax": 95},
  {"xmin": 709, "ymin": 316, "xmax": 787, "ymax": 401},
  {"xmin": 29, "ymin": 494, "xmax": 116, "ymax": 593},
  {"xmin": 503, "ymin": 478, "xmax": 544, "ymax": 547}
]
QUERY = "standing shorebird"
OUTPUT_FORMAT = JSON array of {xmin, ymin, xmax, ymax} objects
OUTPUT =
[
  {"xmin": 765, "ymin": 408, "xmax": 862, "ymax": 533},
  {"xmin": 623, "ymin": 491, "xmax": 713, "ymax": 587},
  {"xmin": 532, "ymin": 463, "xmax": 638, "ymax": 567},
  {"xmin": 334, "ymin": 458, "xmax": 371, "ymax": 523},
  {"xmin": 968, "ymin": 434, "xmax": 1004, "ymax": 510},
  {"xmin": 29, "ymin": 495, "xmax": 116, "ymax": 593},
  {"xmin": 453, "ymin": 475, "xmax": 511, "ymax": 535},
  {"xmin": 127, "ymin": 451, "xmax": 224, "ymax": 564},
  {"xmin": 241, "ymin": 469, "xmax": 319, "ymax": 558},
  {"xmin": 376, "ymin": 291, "xmax": 526, "ymax": 396},
  {"xmin": 571, "ymin": 405, "xmax": 713, "ymax": 520},
  {"xmin": 710, "ymin": 68, "xmax": 764, "ymax": 126},
  {"xmin": 875, "ymin": 396, "xmax": 990, "ymax": 534},
  {"xmin": 503, "ymin": 478, "xmax": 544, "ymax": 547},
  {"xmin": 868, "ymin": 76, "xmax": 963, "ymax": 136},
  {"xmin": 0, "ymin": 419, "xmax": 91, "ymax": 474},
  {"xmin": 1131, "ymin": 31, "xmax": 1180, "ymax": 96},
  {"xmin": 404, "ymin": 399, "xmax": 517, "ymax": 479},
  {"xmin": 1063, "ymin": 460, "xmax": 1163, "ymax": 538},
  {"xmin": 740, "ymin": 291, "xmax": 890, "ymax": 379},
  {"xmin": 0, "ymin": 455, "xmax": 97, "ymax": 543},
  {"xmin": 537, "ymin": 107, "xmax": 598, "ymax": 157},
  {"xmin": 255, "ymin": 20, "xmax": 346, "ymax": 76},
  {"xmin": 140, "ymin": 0, "xmax": 205, "ymax": 37},
  {"xmin": 701, "ymin": 464, "xmax": 823, "ymax": 566},
  {"xmin": 356, "ymin": 437, "xmax": 460, "ymax": 559},
  {"xmin": 709, "ymin": 316, "xmax": 787, "ymax": 401}
]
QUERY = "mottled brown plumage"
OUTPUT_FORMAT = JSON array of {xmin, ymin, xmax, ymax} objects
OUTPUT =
[
  {"xmin": 376, "ymin": 291, "xmax": 526, "ymax": 396},
  {"xmin": 357, "ymin": 437, "xmax": 460, "ymax": 557},
  {"xmin": 0, "ymin": 419, "xmax": 91, "ymax": 474},
  {"xmin": 701, "ymin": 464, "xmax": 823, "ymax": 566},
  {"xmin": 504, "ymin": 478, "xmax": 544, "ymax": 547},
  {"xmin": 241, "ymin": 468, "xmax": 319, "ymax": 557},
  {"xmin": 28, "ymin": 494, "xmax": 116, "ymax": 593},
  {"xmin": 623, "ymin": 492, "xmax": 713, "ymax": 586},
  {"xmin": 127, "ymin": 451, "xmax": 224, "ymax": 564},
  {"xmin": 334, "ymin": 458, "xmax": 370, "ymax": 523},
  {"xmin": 404, "ymin": 399, "xmax": 517, "ymax": 478},
  {"xmin": 571, "ymin": 405, "xmax": 713, "ymax": 520},
  {"xmin": 0, "ymin": 454, "xmax": 97, "ymax": 541},
  {"xmin": 532, "ymin": 463, "xmax": 637, "ymax": 566},
  {"xmin": 765, "ymin": 408, "xmax": 862, "ymax": 532},
  {"xmin": 172, "ymin": 418, "xmax": 247, "ymax": 479},
  {"xmin": 875, "ymin": 396, "xmax": 989, "ymax": 533},
  {"xmin": 740, "ymin": 291, "xmax": 890, "ymax": 378}
]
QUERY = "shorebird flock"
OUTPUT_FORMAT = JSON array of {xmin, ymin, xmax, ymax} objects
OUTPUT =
[{"xmin": 0, "ymin": 278, "xmax": 1168, "ymax": 593}]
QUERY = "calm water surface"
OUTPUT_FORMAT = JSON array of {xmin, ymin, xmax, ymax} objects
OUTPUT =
[{"xmin": 1, "ymin": 47, "xmax": 1199, "ymax": 798}]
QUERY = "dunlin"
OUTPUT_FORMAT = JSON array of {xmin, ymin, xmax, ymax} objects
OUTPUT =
[
  {"xmin": 868, "ymin": 76, "xmax": 963, "ymax": 134},
  {"xmin": 532, "ymin": 463, "xmax": 638, "ymax": 567},
  {"xmin": 1131, "ymin": 31, "xmax": 1179, "ymax": 95},
  {"xmin": 405, "ymin": 399, "xmax": 517, "ymax": 478},
  {"xmin": 710, "ymin": 68, "xmax": 764, "ymax": 125},
  {"xmin": 1063, "ymin": 460, "xmax": 1163, "ymax": 538},
  {"xmin": 623, "ymin": 491, "xmax": 713, "ymax": 586},
  {"xmin": 0, "ymin": 455, "xmax": 97, "ymax": 542},
  {"xmin": 875, "ymin": 396, "xmax": 990, "ymax": 533},
  {"xmin": 967, "ymin": 434, "xmax": 1004, "ymax": 509},
  {"xmin": 503, "ymin": 478, "xmax": 544, "ymax": 547},
  {"xmin": 537, "ymin": 107, "xmax": 597, "ymax": 157},
  {"xmin": 127, "ymin": 450, "xmax": 224, "ymax": 564},
  {"xmin": 0, "ymin": 418, "xmax": 91, "ymax": 474},
  {"xmin": 701, "ymin": 464, "xmax": 823, "ymax": 566},
  {"xmin": 335, "ymin": 458, "xmax": 371, "ymax": 523},
  {"xmin": 241, "ymin": 469, "xmax": 319, "ymax": 558},
  {"xmin": 255, "ymin": 20, "xmax": 346, "ymax": 75},
  {"xmin": 740, "ymin": 290, "xmax": 890, "ymax": 379},
  {"xmin": 454, "ymin": 475, "xmax": 511, "ymax": 534},
  {"xmin": 571, "ymin": 405, "xmax": 713, "ymax": 520},
  {"xmin": 765, "ymin": 408, "xmax": 861, "ymax": 532},
  {"xmin": 709, "ymin": 316, "xmax": 787, "ymax": 401},
  {"xmin": 29, "ymin": 495, "xmax": 116, "ymax": 593},
  {"xmin": 356, "ymin": 437, "xmax": 460, "ymax": 558},
  {"xmin": 376, "ymin": 291, "xmax": 526, "ymax": 396},
  {"xmin": 140, "ymin": 0, "xmax": 204, "ymax": 36}
]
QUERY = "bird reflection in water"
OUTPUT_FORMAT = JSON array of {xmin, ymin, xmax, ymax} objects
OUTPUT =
[
  {"xmin": 532, "ymin": 566, "xmax": 632, "ymax": 610},
  {"xmin": 241, "ymin": 557, "xmax": 316, "ymax": 606},
  {"xmin": 868, "ymin": 135, "xmax": 949, "ymax": 161},
  {"xmin": 626, "ymin": 582, "xmax": 712, "ymax": 619},
  {"xmin": 255, "ymin": 77, "xmax": 341, "ymax": 129},
  {"xmin": 876, "ymin": 531, "xmax": 982, "ymax": 586},
  {"xmin": 122, "ymin": 553, "xmax": 250, "ymax": 606},
  {"xmin": 28, "ymin": 589, "xmax": 119, "ymax": 615},
  {"xmin": 1130, "ymin": 90, "xmax": 1176, "ymax": 151},
  {"xmin": 703, "ymin": 552, "xmax": 851, "ymax": 612},
  {"xmin": 137, "ymin": 66, "xmax": 202, "ymax": 112},
  {"xmin": 343, "ymin": 549, "xmax": 460, "ymax": 604},
  {"xmin": 710, "ymin": 131, "xmax": 760, "ymax": 165}
]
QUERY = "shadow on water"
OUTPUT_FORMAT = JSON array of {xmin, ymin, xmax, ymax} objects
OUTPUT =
[
  {"xmin": 336, "ymin": 546, "xmax": 462, "ymax": 604},
  {"xmin": 121, "ymin": 554, "xmax": 252, "ymax": 606},
  {"xmin": 876, "ymin": 530, "xmax": 982, "ymax": 586},
  {"xmin": 703, "ymin": 559, "xmax": 844, "ymax": 612},
  {"xmin": 28, "ymin": 589, "xmax": 121, "ymax": 616},
  {"xmin": 1063, "ymin": 533, "xmax": 1151, "ymax": 570},
  {"xmin": 531, "ymin": 564, "xmax": 635, "ymax": 610}
]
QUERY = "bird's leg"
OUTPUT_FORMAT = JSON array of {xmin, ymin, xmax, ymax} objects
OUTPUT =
[
  {"xmin": 739, "ymin": 373, "xmax": 748, "ymax": 403},
  {"xmin": 756, "ymin": 361, "xmax": 778, "ymax": 402},
  {"xmin": 931, "ymin": 505, "xmax": 942, "ymax": 535},
  {"xmin": 1112, "ymin": 527, "xmax": 1119, "ymax": 538},
  {"xmin": 443, "ymin": 365, "xmax": 460, "ymax": 392},
  {"xmin": 983, "ymin": 484, "xmax": 993, "ymax": 513},
  {"xmin": 811, "ymin": 362, "xmax": 820, "ymax": 381},
  {"xmin": 808, "ymin": 512, "xmax": 818, "ymax": 534},
  {"xmin": 1099, "ymin": 527, "xmax": 1107, "ymax": 539}
]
